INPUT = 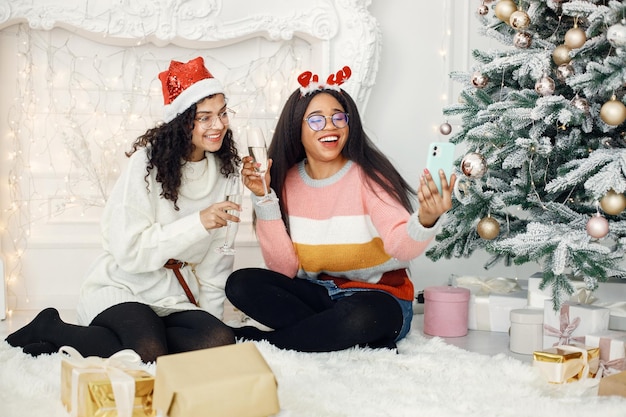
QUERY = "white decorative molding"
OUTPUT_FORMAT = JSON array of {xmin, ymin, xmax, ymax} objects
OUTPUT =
[
  {"xmin": 0, "ymin": 0, "xmax": 380, "ymax": 107},
  {"xmin": 0, "ymin": 0, "xmax": 381, "ymax": 309}
]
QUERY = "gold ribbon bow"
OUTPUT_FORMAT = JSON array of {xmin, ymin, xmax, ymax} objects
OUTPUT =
[
  {"xmin": 59, "ymin": 346, "xmax": 143, "ymax": 417},
  {"xmin": 454, "ymin": 276, "xmax": 521, "ymax": 295}
]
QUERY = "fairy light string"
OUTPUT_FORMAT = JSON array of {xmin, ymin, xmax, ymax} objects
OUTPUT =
[{"xmin": 1, "ymin": 23, "xmax": 308, "ymax": 306}]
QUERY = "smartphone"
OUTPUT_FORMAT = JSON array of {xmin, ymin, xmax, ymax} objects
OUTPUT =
[{"xmin": 426, "ymin": 142, "xmax": 455, "ymax": 194}]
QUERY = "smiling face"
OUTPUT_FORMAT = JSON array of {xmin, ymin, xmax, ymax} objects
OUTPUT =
[
  {"xmin": 189, "ymin": 94, "xmax": 228, "ymax": 161},
  {"xmin": 301, "ymin": 92, "xmax": 349, "ymax": 173}
]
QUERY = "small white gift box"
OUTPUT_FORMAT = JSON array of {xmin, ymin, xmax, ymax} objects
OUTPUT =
[
  {"xmin": 543, "ymin": 301, "xmax": 610, "ymax": 348},
  {"xmin": 453, "ymin": 276, "xmax": 527, "ymax": 332},
  {"xmin": 585, "ymin": 330, "xmax": 626, "ymax": 376}
]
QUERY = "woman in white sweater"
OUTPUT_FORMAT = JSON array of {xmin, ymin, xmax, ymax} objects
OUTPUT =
[{"xmin": 6, "ymin": 57, "xmax": 241, "ymax": 362}]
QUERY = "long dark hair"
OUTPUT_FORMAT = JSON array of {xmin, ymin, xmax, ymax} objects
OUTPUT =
[
  {"xmin": 126, "ymin": 94, "xmax": 240, "ymax": 210},
  {"xmin": 268, "ymin": 88, "xmax": 415, "ymax": 232}
]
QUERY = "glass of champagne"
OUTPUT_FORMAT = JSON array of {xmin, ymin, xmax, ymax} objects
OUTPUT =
[
  {"xmin": 246, "ymin": 127, "xmax": 276, "ymax": 206},
  {"xmin": 215, "ymin": 174, "xmax": 243, "ymax": 255}
]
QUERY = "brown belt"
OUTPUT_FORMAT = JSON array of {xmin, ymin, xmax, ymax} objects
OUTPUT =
[{"xmin": 164, "ymin": 259, "xmax": 198, "ymax": 306}]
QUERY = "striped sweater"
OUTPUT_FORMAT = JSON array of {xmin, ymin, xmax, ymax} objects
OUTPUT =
[{"xmin": 253, "ymin": 160, "xmax": 443, "ymax": 302}]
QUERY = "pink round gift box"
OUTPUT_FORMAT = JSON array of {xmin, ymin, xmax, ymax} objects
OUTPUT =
[{"xmin": 423, "ymin": 286, "xmax": 471, "ymax": 337}]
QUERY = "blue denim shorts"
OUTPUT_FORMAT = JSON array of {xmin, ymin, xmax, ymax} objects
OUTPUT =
[{"xmin": 307, "ymin": 278, "xmax": 414, "ymax": 342}]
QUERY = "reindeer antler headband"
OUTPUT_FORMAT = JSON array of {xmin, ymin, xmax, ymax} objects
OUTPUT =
[{"xmin": 297, "ymin": 66, "xmax": 352, "ymax": 96}]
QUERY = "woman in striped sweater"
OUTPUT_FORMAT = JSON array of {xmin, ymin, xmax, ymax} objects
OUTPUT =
[{"xmin": 226, "ymin": 68, "xmax": 456, "ymax": 352}]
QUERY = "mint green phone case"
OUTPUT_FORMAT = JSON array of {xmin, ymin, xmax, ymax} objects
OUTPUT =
[{"xmin": 426, "ymin": 142, "xmax": 455, "ymax": 194}]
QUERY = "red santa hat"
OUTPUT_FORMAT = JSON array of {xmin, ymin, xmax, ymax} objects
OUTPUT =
[{"xmin": 158, "ymin": 57, "xmax": 224, "ymax": 122}]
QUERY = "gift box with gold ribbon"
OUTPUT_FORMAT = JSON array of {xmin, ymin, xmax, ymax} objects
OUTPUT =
[
  {"xmin": 60, "ymin": 346, "xmax": 155, "ymax": 417},
  {"xmin": 533, "ymin": 344, "xmax": 600, "ymax": 384},
  {"xmin": 452, "ymin": 276, "xmax": 527, "ymax": 332}
]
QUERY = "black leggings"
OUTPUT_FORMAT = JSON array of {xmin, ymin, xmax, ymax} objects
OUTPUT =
[
  {"xmin": 225, "ymin": 268, "xmax": 404, "ymax": 352},
  {"xmin": 5, "ymin": 302, "xmax": 235, "ymax": 363}
]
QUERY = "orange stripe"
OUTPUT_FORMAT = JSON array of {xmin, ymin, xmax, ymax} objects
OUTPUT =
[{"xmin": 294, "ymin": 238, "xmax": 391, "ymax": 273}]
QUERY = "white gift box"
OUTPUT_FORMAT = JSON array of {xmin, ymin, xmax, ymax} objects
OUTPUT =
[
  {"xmin": 585, "ymin": 330, "xmax": 626, "ymax": 362},
  {"xmin": 543, "ymin": 300, "xmax": 610, "ymax": 348},
  {"xmin": 468, "ymin": 291, "xmax": 528, "ymax": 332},
  {"xmin": 453, "ymin": 276, "xmax": 527, "ymax": 332},
  {"xmin": 527, "ymin": 274, "xmax": 553, "ymax": 308},
  {"xmin": 509, "ymin": 308, "xmax": 544, "ymax": 355},
  {"xmin": 528, "ymin": 273, "xmax": 626, "ymax": 308},
  {"xmin": 610, "ymin": 315, "xmax": 626, "ymax": 331}
]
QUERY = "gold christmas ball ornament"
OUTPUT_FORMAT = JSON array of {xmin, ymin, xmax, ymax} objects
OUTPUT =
[
  {"xmin": 509, "ymin": 11, "xmax": 531, "ymax": 30},
  {"xmin": 513, "ymin": 31, "xmax": 532, "ymax": 48},
  {"xmin": 439, "ymin": 122, "xmax": 452, "ymax": 135},
  {"xmin": 471, "ymin": 71, "xmax": 489, "ymax": 88},
  {"xmin": 535, "ymin": 75, "xmax": 555, "ymax": 96},
  {"xmin": 477, "ymin": 4, "xmax": 489, "ymax": 15},
  {"xmin": 564, "ymin": 26, "xmax": 587, "ymax": 49},
  {"xmin": 600, "ymin": 96, "xmax": 626, "ymax": 126},
  {"xmin": 586, "ymin": 214, "xmax": 609, "ymax": 239},
  {"xmin": 600, "ymin": 190, "xmax": 626, "ymax": 215},
  {"xmin": 552, "ymin": 44, "xmax": 572, "ymax": 65},
  {"xmin": 494, "ymin": 0, "xmax": 517, "ymax": 23},
  {"xmin": 477, "ymin": 216, "xmax": 500, "ymax": 240},
  {"xmin": 607, "ymin": 21, "xmax": 626, "ymax": 49},
  {"xmin": 461, "ymin": 152, "xmax": 488, "ymax": 178}
]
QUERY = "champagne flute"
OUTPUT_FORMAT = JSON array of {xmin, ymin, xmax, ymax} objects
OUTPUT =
[
  {"xmin": 246, "ymin": 127, "xmax": 276, "ymax": 206},
  {"xmin": 215, "ymin": 175, "xmax": 243, "ymax": 255}
]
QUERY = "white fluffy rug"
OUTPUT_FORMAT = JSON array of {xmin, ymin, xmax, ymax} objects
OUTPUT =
[{"xmin": 1, "ymin": 330, "xmax": 626, "ymax": 417}]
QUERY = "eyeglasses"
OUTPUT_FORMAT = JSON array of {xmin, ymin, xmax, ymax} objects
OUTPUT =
[
  {"xmin": 303, "ymin": 112, "xmax": 349, "ymax": 131},
  {"xmin": 194, "ymin": 108, "xmax": 235, "ymax": 129}
]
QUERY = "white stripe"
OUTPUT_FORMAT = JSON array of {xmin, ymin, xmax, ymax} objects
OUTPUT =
[{"xmin": 289, "ymin": 215, "xmax": 378, "ymax": 245}]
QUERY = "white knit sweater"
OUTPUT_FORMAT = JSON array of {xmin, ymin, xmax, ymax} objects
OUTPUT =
[{"xmin": 76, "ymin": 147, "xmax": 234, "ymax": 325}]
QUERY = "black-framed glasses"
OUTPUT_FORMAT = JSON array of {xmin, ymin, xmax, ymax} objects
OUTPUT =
[
  {"xmin": 303, "ymin": 112, "xmax": 349, "ymax": 131},
  {"xmin": 195, "ymin": 108, "xmax": 235, "ymax": 129}
]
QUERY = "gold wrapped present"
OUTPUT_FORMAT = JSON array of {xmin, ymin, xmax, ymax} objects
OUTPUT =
[
  {"xmin": 533, "ymin": 344, "xmax": 600, "ymax": 384},
  {"xmin": 60, "ymin": 346, "xmax": 155, "ymax": 417},
  {"xmin": 154, "ymin": 342, "xmax": 279, "ymax": 417}
]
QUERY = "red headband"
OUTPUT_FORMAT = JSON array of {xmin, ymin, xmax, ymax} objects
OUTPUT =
[{"xmin": 297, "ymin": 66, "xmax": 352, "ymax": 95}]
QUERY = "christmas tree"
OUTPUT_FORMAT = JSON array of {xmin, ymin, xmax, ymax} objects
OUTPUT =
[{"xmin": 427, "ymin": 0, "xmax": 626, "ymax": 309}]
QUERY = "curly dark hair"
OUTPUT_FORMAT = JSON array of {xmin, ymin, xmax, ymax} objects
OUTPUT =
[
  {"xmin": 126, "ymin": 95, "xmax": 240, "ymax": 210},
  {"xmin": 268, "ymin": 88, "xmax": 415, "ymax": 233}
]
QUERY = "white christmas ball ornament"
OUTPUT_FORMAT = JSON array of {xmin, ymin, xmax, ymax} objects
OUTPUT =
[
  {"xmin": 461, "ymin": 152, "xmax": 488, "ymax": 178},
  {"xmin": 439, "ymin": 122, "xmax": 452, "ymax": 135},
  {"xmin": 471, "ymin": 72, "xmax": 489, "ymax": 88},
  {"xmin": 535, "ymin": 75, "xmax": 555, "ymax": 96},
  {"xmin": 586, "ymin": 214, "xmax": 609, "ymax": 239},
  {"xmin": 607, "ymin": 21, "xmax": 626, "ymax": 49},
  {"xmin": 571, "ymin": 95, "xmax": 589, "ymax": 113}
]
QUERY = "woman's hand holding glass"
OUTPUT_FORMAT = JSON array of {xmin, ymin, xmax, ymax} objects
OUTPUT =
[
  {"xmin": 244, "ymin": 127, "xmax": 277, "ymax": 205},
  {"xmin": 215, "ymin": 174, "xmax": 243, "ymax": 255}
]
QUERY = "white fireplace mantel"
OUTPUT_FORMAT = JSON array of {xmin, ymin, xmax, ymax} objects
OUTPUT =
[{"xmin": 0, "ymin": 0, "xmax": 381, "ymax": 108}]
